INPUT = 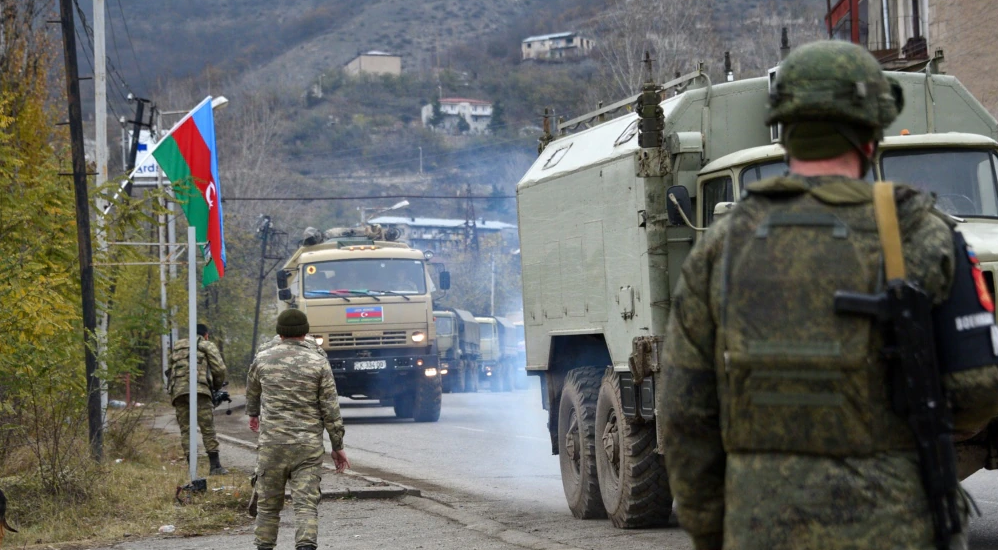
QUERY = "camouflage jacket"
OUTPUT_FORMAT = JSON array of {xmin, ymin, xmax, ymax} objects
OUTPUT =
[
  {"xmin": 246, "ymin": 339, "xmax": 344, "ymax": 450},
  {"xmin": 255, "ymin": 334, "xmax": 325, "ymax": 359},
  {"xmin": 167, "ymin": 337, "xmax": 227, "ymax": 402},
  {"xmin": 662, "ymin": 175, "xmax": 998, "ymax": 550}
]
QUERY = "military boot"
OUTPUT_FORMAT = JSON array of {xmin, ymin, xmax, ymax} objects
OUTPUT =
[
  {"xmin": 207, "ymin": 451, "xmax": 229, "ymax": 475},
  {"xmin": 296, "ymin": 545, "xmax": 316, "ymax": 550}
]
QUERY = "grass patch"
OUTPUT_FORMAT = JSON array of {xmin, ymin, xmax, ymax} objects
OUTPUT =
[{"xmin": 1, "ymin": 417, "xmax": 252, "ymax": 548}]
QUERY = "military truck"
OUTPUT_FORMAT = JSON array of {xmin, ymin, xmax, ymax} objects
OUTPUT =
[
  {"xmin": 516, "ymin": 65, "xmax": 998, "ymax": 527},
  {"xmin": 434, "ymin": 308, "xmax": 481, "ymax": 393},
  {"xmin": 276, "ymin": 225, "xmax": 449, "ymax": 422},
  {"xmin": 475, "ymin": 316, "xmax": 518, "ymax": 392}
]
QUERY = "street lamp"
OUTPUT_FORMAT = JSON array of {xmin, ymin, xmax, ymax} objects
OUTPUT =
[{"xmin": 359, "ymin": 199, "xmax": 410, "ymax": 224}]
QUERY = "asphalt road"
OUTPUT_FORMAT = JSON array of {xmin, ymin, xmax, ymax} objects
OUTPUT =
[
  {"xmin": 219, "ymin": 379, "xmax": 998, "ymax": 550},
  {"xmin": 326, "ymin": 378, "xmax": 692, "ymax": 550}
]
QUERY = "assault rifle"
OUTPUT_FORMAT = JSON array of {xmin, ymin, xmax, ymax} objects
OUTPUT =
[{"xmin": 835, "ymin": 280, "xmax": 961, "ymax": 550}]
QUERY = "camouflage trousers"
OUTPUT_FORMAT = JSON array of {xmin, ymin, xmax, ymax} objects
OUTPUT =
[
  {"xmin": 173, "ymin": 394, "xmax": 219, "ymax": 454},
  {"xmin": 254, "ymin": 443, "xmax": 324, "ymax": 549}
]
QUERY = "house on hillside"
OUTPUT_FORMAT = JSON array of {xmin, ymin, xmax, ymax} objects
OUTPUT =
[
  {"xmin": 345, "ymin": 51, "xmax": 402, "ymax": 77},
  {"xmin": 367, "ymin": 215, "xmax": 518, "ymax": 254},
  {"xmin": 421, "ymin": 98, "xmax": 493, "ymax": 134},
  {"xmin": 521, "ymin": 32, "xmax": 594, "ymax": 61},
  {"xmin": 825, "ymin": 0, "xmax": 998, "ymax": 115}
]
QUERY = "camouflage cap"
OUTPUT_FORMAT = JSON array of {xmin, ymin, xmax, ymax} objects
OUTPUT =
[
  {"xmin": 276, "ymin": 309, "xmax": 309, "ymax": 337},
  {"xmin": 767, "ymin": 40, "xmax": 904, "ymax": 139}
]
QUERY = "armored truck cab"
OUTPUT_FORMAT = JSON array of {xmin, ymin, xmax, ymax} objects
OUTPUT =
[
  {"xmin": 276, "ymin": 225, "xmax": 443, "ymax": 422},
  {"xmin": 516, "ymin": 68, "xmax": 998, "ymax": 527},
  {"xmin": 434, "ymin": 308, "xmax": 481, "ymax": 393}
]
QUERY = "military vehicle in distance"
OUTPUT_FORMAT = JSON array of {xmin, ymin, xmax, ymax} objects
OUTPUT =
[
  {"xmin": 516, "ymin": 62, "xmax": 998, "ymax": 527},
  {"xmin": 434, "ymin": 307, "xmax": 481, "ymax": 393},
  {"xmin": 476, "ymin": 316, "xmax": 518, "ymax": 392},
  {"xmin": 276, "ymin": 225, "xmax": 449, "ymax": 422}
]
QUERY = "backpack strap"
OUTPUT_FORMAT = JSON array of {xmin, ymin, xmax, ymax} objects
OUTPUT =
[{"xmin": 873, "ymin": 181, "xmax": 906, "ymax": 280}]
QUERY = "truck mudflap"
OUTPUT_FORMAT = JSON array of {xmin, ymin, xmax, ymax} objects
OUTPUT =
[{"xmin": 619, "ymin": 371, "xmax": 655, "ymax": 421}]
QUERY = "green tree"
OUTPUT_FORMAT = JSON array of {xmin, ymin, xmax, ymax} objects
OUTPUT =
[
  {"xmin": 429, "ymin": 97, "xmax": 445, "ymax": 128},
  {"xmin": 456, "ymin": 115, "xmax": 471, "ymax": 134},
  {"xmin": 487, "ymin": 100, "xmax": 506, "ymax": 133}
]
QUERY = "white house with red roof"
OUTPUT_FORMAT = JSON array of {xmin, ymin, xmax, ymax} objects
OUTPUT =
[{"xmin": 421, "ymin": 97, "xmax": 493, "ymax": 134}]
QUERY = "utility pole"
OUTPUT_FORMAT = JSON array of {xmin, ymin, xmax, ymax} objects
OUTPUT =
[
  {"xmin": 464, "ymin": 184, "xmax": 479, "ymax": 252},
  {"xmin": 94, "ymin": 0, "xmax": 110, "ymax": 428},
  {"xmin": 251, "ymin": 215, "xmax": 273, "ymax": 359},
  {"xmin": 59, "ymin": 0, "xmax": 103, "ymax": 461},
  {"xmin": 490, "ymin": 253, "xmax": 496, "ymax": 316}
]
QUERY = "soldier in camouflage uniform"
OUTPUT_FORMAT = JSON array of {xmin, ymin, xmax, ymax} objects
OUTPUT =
[
  {"xmin": 247, "ymin": 309, "xmax": 349, "ymax": 550},
  {"xmin": 662, "ymin": 40, "xmax": 998, "ymax": 550},
  {"xmin": 246, "ymin": 333, "xmax": 327, "ymax": 517},
  {"xmin": 168, "ymin": 323, "xmax": 229, "ymax": 475}
]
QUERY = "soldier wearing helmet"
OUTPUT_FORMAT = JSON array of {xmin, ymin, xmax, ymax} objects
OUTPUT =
[{"xmin": 661, "ymin": 40, "xmax": 998, "ymax": 550}]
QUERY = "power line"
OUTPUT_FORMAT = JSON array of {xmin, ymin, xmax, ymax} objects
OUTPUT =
[{"xmin": 115, "ymin": 0, "xmax": 147, "ymax": 90}]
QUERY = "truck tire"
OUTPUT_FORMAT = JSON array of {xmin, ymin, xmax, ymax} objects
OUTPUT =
[
  {"xmin": 413, "ymin": 374, "xmax": 442, "ymax": 422},
  {"xmin": 394, "ymin": 393, "xmax": 414, "ymax": 418},
  {"xmin": 464, "ymin": 360, "xmax": 479, "ymax": 393},
  {"xmin": 595, "ymin": 371, "xmax": 673, "ymax": 528},
  {"xmin": 558, "ymin": 367, "xmax": 607, "ymax": 520},
  {"xmin": 449, "ymin": 362, "xmax": 465, "ymax": 393}
]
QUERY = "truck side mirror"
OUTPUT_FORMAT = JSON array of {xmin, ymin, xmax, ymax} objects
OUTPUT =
[
  {"xmin": 439, "ymin": 271, "xmax": 451, "ymax": 290},
  {"xmin": 278, "ymin": 288, "xmax": 292, "ymax": 301},
  {"xmin": 276, "ymin": 270, "xmax": 289, "ymax": 290},
  {"xmin": 666, "ymin": 185, "xmax": 694, "ymax": 227}
]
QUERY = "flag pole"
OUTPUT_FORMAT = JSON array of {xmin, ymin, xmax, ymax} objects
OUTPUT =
[{"xmin": 188, "ymin": 225, "xmax": 199, "ymax": 483}]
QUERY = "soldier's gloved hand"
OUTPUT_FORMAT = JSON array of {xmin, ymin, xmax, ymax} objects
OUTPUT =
[
  {"xmin": 331, "ymin": 449, "xmax": 350, "ymax": 473},
  {"xmin": 248, "ymin": 416, "xmax": 260, "ymax": 433}
]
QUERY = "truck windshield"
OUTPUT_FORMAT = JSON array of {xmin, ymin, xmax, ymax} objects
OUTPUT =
[
  {"xmin": 740, "ymin": 160, "xmax": 787, "ymax": 187},
  {"xmin": 436, "ymin": 316, "xmax": 454, "ymax": 335},
  {"xmin": 880, "ymin": 148, "xmax": 998, "ymax": 217},
  {"xmin": 302, "ymin": 259, "xmax": 427, "ymax": 298}
]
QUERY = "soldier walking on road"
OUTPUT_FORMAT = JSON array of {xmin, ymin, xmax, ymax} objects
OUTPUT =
[
  {"xmin": 662, "ymin": 40, "xmax": 998, "ymax": 550},
  {"xmin": 247, "ymin": 309, "xmax": 349, "ymax": 550},
  {"xmin": 168, "ymin": 323, "xmax": 229, "ymax": 475}
]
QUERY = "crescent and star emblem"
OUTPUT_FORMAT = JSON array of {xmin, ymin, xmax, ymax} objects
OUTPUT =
[{"xmin": 205, "ymin": 181, "xmax": 217, "ymax": 208}]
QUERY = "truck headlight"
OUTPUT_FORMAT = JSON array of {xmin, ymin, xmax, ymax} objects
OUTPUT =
[
  {"xmin": 411, "ymin": 331, "xmax": 426, "ymax": 343},
  {"xmin": 424, "ymin": 367, "xmax": 438, "ymax": 377},
  {"xmin": 314, "ymin": 336, "xmax": 324, "ymax": 346}
]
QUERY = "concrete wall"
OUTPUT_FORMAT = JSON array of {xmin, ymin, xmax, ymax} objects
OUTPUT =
[{"xmin": 928, "ymin": 0, "xmax": 998, "ymax": 117}]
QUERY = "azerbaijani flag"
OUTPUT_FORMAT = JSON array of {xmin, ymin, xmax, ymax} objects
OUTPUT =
[
  {"xmin": 133, "ymin": 97, "xmax": 226, "ymax": 285},
  {"xmin": 346, "ymin": 306, "xmax": 384, "ymax": 324}
]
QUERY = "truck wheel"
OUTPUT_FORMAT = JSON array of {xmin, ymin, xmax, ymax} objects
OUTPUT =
[
  {"xmin": 394, "ymin": 393, "xmax": 415, "ymax": 419},
  {"xmin": 465, "ymin": 361, "xmax": 479, "ymax": 393},
  {"xmin": 413, "ymin": 374, "xmax": 442, "ymax": 422},
  {"xmin": 595, "ymin": 371, "xmax": 673, "ymax": 528},
  {"xmin": 558, "ymin": 367, "xmax": 607, "ymax": 520},
  {"xmin": 450, "ymin": 363, "xmax": 465, "ymax": 393}
]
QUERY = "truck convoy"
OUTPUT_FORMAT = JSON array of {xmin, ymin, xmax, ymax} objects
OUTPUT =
[
  {"xmin": 434, "ymin": 307, "xmax": 481, "ymax": 393},
  {"xmin": 516, "ymin": 61, "xmax": 998, "ymax": 528},
  {"xmin": 476, "ymin": 316, "xmax": 519, "ymax": 392},
  {"xmin": 276, "ymin": 225, "xmax": 448, "ymax": 422}
]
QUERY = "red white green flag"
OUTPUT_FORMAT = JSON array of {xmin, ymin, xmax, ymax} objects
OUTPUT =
[{"xmin": 133, "ymin": 97, "xmax": 227, "ymax": 285}]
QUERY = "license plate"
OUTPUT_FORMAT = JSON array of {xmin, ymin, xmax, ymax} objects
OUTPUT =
[{"xmin": 354, "ymin": 360, "xmax": 387, "ymax": 371}]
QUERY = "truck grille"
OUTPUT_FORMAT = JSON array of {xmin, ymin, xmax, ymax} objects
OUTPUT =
[{"xmin": 326, "ymin": 331, "xmax": 407, "ymax": 348}]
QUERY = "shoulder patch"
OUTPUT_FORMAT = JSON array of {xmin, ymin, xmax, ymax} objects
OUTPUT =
[{"xmin": 967, "ymin": 245, "xmax": 995, "ymax": 313}]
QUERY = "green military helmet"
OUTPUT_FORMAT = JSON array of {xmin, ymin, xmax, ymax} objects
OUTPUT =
[{"xmin": 767, "ymin": 40, "xmax": 904, "ymax": 140}]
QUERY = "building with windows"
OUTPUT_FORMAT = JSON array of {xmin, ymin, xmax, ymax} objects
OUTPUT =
[
  {"xmin": 345, "ymin": 51, "xmax": 402, "ymax": 77},
  {"xmin": 421, "ymin": 98, "xmax": 493, "ymax": 134},
  {"xmin": 825, "ymin": 0, "xmax": 997, "ymax": 116},
  {"xmin": 521, "ymin": 32, "xmax": 594, "ymax": 61}
]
